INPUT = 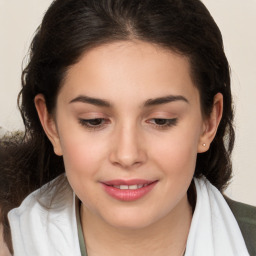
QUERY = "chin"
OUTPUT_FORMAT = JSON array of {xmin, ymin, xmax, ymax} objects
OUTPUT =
[{"xmin": 102, "ymin": 210, "xmax": 161, "ymax": 231}]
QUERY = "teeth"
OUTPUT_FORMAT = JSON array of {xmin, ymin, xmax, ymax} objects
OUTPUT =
[
  {"xmin": 129, "ymin": 185, "xmax": 138, "ymax": 190},
  {"xmin": 113, "ymin": 184, "xmax": 147, "ymax": 190},
  {"xmin": 120, "ymin": 185, "xmax": 129, "ymax": 190}
]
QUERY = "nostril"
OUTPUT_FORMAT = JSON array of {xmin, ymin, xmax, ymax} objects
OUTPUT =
[{"xmin": 109, "ymin": 134, "xmax": 147, "ymax": 168}]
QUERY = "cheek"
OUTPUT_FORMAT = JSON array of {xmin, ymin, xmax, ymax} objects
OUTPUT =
[
  {"xmin": 155, "ymin": 142, "xmax": 197, "ymax": 180},
  {"xmin": 150, "ymin": 125, "xmax": 201, "ymax": 176},
  {"xmin": 59, "ymin": 135, "xmax": 107, "ymax": 209},
  {"xmin": 61, "ymin": 138, "xmax": 105, "ymax": 173},
  {"xmin": 57, "ymin": 126, "xmax": 108, "ymax": 186}
]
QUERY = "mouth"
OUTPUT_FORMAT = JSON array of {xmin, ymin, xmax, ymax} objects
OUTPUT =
[
  {"xmin": 101, "ymin": 179, "xmax": 158, "ymax": 201},
  {"xmin": 112, "ymin": 184, "xmax": 147, "ymax": 189}
]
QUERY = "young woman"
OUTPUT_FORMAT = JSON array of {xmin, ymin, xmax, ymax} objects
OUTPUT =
[{"xmin": 1, "ymin": 0, "xmax": 255, "ymax": 255}]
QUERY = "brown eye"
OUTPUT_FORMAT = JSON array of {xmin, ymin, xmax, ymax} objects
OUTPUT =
[
  {"xmin": 79, "ymin": 118, "xmax": 109, "ymax": 130},
  {"xmin": 147, "ymin": 118, "xmax": 178, "ymax": 129},
  {"xmin": 154, "ymin": 119, "xmax": 169, "ymax": 125},
  {"xmin": 87, "ymin": 118, "xmax": 104, "ymax": 126}
]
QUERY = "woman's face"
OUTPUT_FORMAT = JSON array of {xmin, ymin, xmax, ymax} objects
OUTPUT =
[{"xmin": 45, "ymin": 41, "xmax": 209, "ymax": 229}]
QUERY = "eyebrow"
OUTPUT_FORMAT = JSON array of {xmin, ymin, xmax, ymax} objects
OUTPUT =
[
  {"xmin": 69, "ymin": 94, "xmax": 189, "ymax": 107},
  {"xmin": 69, "ymin": 95, "xmax": 112, "ymax": 107},
  {"xmin": 143, "ymin": 95, "xmax": 189, "ymax": 107}
]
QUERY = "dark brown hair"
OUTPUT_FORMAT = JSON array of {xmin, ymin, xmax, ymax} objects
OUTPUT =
[
  {"xmin": 1, "ymin": 0, "xmax": 234, "ymax": 252},
  {"xmin": 21, "ymin": 0, "xmax": 234, "ymax": 189}
]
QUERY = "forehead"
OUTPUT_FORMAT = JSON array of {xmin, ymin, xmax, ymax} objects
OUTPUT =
[{"xmin": 59, "ymin": 40, "xmax": 199, "ymax": 106}]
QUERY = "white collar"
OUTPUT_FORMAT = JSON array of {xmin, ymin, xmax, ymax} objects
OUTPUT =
[{"xmin": 8, "ymin": 176, "xmax": 249, "ymax": 256}]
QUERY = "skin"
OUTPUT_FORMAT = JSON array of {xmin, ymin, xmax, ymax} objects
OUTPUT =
[
  {"xmin": 0, "ymin": 224, "xmax": 11, "ymax": 256},
  {"xmin": 35, "ymin": 40, "xmax": 223, "ymax": 256}
]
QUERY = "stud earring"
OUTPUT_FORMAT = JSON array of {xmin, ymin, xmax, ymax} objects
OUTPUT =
[{"xmin": 202, "ymin": 143, "xmax": 206, "ymax": 147}]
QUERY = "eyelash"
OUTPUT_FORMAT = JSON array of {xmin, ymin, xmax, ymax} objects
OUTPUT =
[
  {"xmin": 79, "ymin": 118, "xmax": 109, "ymax": 131},
  {"xmin": 78, "ymin": 118, "xmax": 178, "ymax": 131},
  {"xmin": 146, "ymin": 118, "xmax": 178, "ymax": 129}
]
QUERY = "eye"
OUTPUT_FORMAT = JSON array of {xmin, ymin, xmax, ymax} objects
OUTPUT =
[
  {"xmin": 79, "ymin": 118, "xmax": 109, "ymax": 130},
  {"xmin": 147, "ymin": 118, "xmax": 177, "ymax": 129}
]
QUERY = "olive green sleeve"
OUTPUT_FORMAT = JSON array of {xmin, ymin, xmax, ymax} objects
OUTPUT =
[{"xmin": 225, "ymin": 196, "xmax": 256, "ymax": 255}]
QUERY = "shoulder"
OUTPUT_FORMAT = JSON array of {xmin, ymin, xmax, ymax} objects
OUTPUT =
[
  {"xmin": 224, "ymin": 196, "xmax": 256, "ymax": 255},
  {"xmin": 8, "ymin": 175, "xmax": 74, "ymax": 235},
  {"xmin": 8, "ymin": 176, "xmax": 81, "ymax": 256},
  {"xmin": 9, "ymin": 175, "xmax": 72, "ymax": 217}
]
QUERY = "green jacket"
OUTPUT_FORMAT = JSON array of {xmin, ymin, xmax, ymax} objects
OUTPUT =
[{"xmin": 225, "ymin": 197, "xmax": 256, "ymax": 255}]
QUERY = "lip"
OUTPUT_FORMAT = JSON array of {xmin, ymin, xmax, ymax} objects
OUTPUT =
[
  {"xmin": 102, "ymin": 179, "xmax": 154, "ymax": 186},
  {"xmin": 101, "ymin": 179, "xmax": 158, "ymax": 201}
]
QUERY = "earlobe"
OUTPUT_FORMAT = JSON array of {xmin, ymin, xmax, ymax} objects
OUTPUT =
[
  {"xmin": 198, "ymin": 93, "xmax": 223, "ymax": 153},
  {"xmin": 34, "ymin": 94, "xmax": 63, "ymax": 156}
]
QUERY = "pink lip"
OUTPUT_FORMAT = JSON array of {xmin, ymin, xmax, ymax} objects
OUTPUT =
[
  {"xmin": 101, "ymin": 179, "xmax": 158, "ymax": 201},
  {"xmin": 102, "ymin": 179, "xmax": 154, "ymax": 186}
]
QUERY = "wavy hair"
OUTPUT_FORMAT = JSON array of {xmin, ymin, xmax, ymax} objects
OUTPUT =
[{"xmin": 20, "ymin": 0, "xmax": 234, "ymax": 190}]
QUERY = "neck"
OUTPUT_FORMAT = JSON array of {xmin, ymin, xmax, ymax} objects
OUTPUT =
[{"xmin": 81, "ymin": 195, "xmax": 192, "ymax": 256}]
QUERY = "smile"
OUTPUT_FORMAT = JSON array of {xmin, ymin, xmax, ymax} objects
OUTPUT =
[
  {"xmin": 101, "ymin": 180, "xmax": 158, "ymax": 201},
  {"xmin": 113, "ymin": 184, "xmax": 145, "ymax": 189}
]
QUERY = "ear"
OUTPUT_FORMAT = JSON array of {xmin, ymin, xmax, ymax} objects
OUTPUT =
[
  {"xmin": 34, "ymin": 94, "xmax": 63, "ymax": 156},
  {"xmin": 198, "ymin": 93, "xmax": 223, "ymax": 153}
]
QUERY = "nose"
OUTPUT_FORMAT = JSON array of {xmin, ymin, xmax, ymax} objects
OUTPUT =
[{"xmin": 109, "ymin": 124, "xmax": 147, "ymax": 169}]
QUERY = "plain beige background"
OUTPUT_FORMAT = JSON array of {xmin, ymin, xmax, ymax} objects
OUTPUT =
[{"xmin": 0, "ymin": 0, "xmax": 255, "ymax": 205}]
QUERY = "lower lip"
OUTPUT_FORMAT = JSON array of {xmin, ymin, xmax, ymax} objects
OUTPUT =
[{"xmin": 102, "ymin": 181, "xmax": 158, "ymax": 201}]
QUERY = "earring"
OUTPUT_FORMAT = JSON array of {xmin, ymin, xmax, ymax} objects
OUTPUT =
[{"xmin": 202, "ymin": 143, "xmax": 206, "ymax": 147}]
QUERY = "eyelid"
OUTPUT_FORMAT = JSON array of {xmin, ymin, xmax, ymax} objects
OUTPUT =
[
  {"xmin": 78, "ymin": 115, "xmax": 178, "ymax": 132},
  {"xmin": 78, "ymin": 118, "xmax": 110, "ymax": 131},
  {"xmin": 146, "ymin": 118, "xmax": 178, "ymax": 130}
]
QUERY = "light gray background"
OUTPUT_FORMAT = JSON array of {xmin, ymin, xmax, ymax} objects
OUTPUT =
[{"xmin": 0, "ymin": 0, "xmax": 255, "ymax": 205}]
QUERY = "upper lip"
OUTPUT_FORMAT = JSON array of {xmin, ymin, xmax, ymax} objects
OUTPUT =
[{"xmin": 102, "ymin": 179, "xmax": 157, "ymax": 186}]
